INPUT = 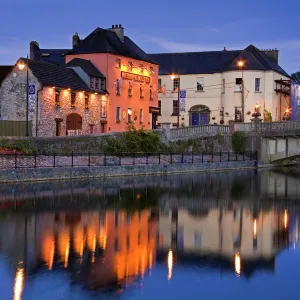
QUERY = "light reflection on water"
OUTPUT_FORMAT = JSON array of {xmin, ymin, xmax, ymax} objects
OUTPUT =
[{"xmin": 0, "ymin": 169, "xmax": 300, "ymax": 299}]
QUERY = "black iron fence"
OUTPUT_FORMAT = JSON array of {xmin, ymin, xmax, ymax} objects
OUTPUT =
[{"xmin": 0, "ymin": 151, "xmax": 258, "ymax": 170}]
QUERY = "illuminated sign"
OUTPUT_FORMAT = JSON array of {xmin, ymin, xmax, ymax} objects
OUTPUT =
[
  {"xmin": 121, "ymin": 71, "xmax": 150, "ymax": 84},
  {"xmin": 149, "ymin": 106, "xmax": 161, "ymax": 114}
]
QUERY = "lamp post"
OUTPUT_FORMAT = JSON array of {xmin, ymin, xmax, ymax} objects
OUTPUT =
[
  {"xmin": 237, "ymin": 60, "xmax": 245, "ymax": 122},
  {"xmin": 171, "ymin": 74, "xmax": 180, "ymax": 128},
  {"xmin": 17, "ymin": 55, "xmax": 29, "ymax": 136}
]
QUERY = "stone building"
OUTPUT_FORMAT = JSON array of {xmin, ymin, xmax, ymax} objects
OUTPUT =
[
  {"xmin": 149, "ymin": 45, "xmax": 290, "ymax": 127},
  {"xmin": 0, "ymin": 58, "xmax": 108, "ymax": 136}
]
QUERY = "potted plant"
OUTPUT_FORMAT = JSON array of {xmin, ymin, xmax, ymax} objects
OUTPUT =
[{"xmin": 220, "ymin": 119, "xmax": 225, "ymax": 125}]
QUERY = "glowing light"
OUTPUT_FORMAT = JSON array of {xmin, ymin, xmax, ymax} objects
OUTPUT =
[
  {"xmin": 285, "ymin": 108, "xmax": 290, "ymax": 114},
  {"xmin": 13, "ymin": 267, "xmax": 24, "ymax": 300},
  {"xmin": 79, "ymin": 92, "xmax": 84, "ymax": 98},
  {"xmin": 49, "ymin": 241, "xmax": 55, "ymax": 270},
  {"xmin": 237, "ymin": 60, "xmax": 244, "ymax": 68},
  {"xmin": 171, "ymin": 75, "xmax": 175, "ymax": 80},
  {"xmin": 136, "ymin": 193, "xmax": 141, "ymax": 200},
  {"xmin": 235, "ymin": 253, "xmax": 241, "ymax": 277},
  {"xmin": 67, "ymin": 88, "xmax": 71, "ymax": 91},
  {"xmin": 17, "ymin": 61, "xmax": 25, "ymax": 71},
  {"xmin": 253, "ymin": 219, "xmax": 257, "ymax": 238},
  {"xmin": 128, "ymin": 108, "xmax": 132, "ymax": 116},
  {"xmin": 102, "ymin": 95, "xmax": 106, "ymax": 100},
  {"xmin": 64, "ymin": 237, "xmax": 70, "ymax": 268},
  {"xmin": 64, "ymin": 90, "xmax": 69, "ymax": 96},
  {"xmin": 94, "ymin": 92, "xmax": 98, "ymax": 95},
  {"xmin": 254, "ymin": 103, "xmax": 260, "ymax": 110},
  {"xmin": 284, "ymin": 210, "xmax": 288, "ymax": 229},
  {"xmin": 167, "ymin": 249, "xmax": 173, "ymax": 280}
]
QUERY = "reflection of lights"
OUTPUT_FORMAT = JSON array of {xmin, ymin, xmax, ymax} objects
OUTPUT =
[
  {"xmin": 136, "ymin": 193, "xmax": 141, "ymax": 200},
  {"xmin": 13, "ymin": 267, "xmax": 24, "ymax": 300},
  {"xmin": 64, "ymin": 237, "xmax": 70, "ymax": 268},
  {"xmin": 253, "ymin": 219, "xmax": 257, "ymax": 238},
  {"xmin": 91, "ymin": 234, "xmax": 96, "ymax": 263},
  {"xmin": 149, "ymin": 252, "xmax": 153, "ymax": 269},
  {"xmin": 235, "ymin": 253, "xmax": 241, "ymax": 277},
  {"xmin": 49, "ymin": 241, "xmax": 55, "ymax": 270},
  {"xmin": 284, "ymin": 210, "xmax": 288, "ymax": 229},
  {"xmin": 167, "ymin": 249, "xmax": 173, "ymax": 280}
]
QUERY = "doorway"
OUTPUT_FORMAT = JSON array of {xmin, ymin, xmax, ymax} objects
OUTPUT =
[
  {"xmin": 152, "ymin": 113, "xmax": 158, "ymax": 129},
  {"xmin": 189, "ymin": 105, "xmax": 210, "ymax": 126},
  {"xmin": 55, "ymin": 118, "xmax": 63, "ymax": 136},
  {"xmin": 66, "ymin": 113, "xmax": 82, "ymax": 135}
]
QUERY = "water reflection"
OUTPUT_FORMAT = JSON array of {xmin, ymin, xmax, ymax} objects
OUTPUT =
[{"xmin": 0, "ymin": 169, "xmax": 299, "ymax": 299}]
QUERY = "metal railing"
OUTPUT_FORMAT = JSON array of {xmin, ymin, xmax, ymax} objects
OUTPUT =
[{"xmin": 0, "ymin": 151, "xmax": 258, "ymax": 170}]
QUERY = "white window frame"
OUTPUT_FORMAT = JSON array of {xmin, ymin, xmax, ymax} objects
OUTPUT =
[
  {"xmin": 139, "ymin": 109, "xmax": 144, "ymax": 123},
  {"xmin": 255, "ymin": 78, "xmax": 261, "ymax": 92},
  {"xmin": 196, "ymin": 77, "xmax": 204, "ymax": 91},
  {"xmin": 173, "ymin": 78, "xmax": 180, "ymax": 91},
  {"xmin": 116, "ymin": 107, "xmax": 121, "ymax": 122},
  {"xmin": 235, "ymin": 78, "xmax": 242, "ymax": 92}
]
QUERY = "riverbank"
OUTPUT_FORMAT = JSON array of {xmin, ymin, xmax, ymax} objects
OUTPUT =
[{"xmin": 0, "ymin": 160, "xmax": 256, "ymax": 183}]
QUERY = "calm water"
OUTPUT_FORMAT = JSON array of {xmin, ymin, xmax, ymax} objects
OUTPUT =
[{"xmin": 0, "ymin": 169, "xmax": 300, "ymax": 299}]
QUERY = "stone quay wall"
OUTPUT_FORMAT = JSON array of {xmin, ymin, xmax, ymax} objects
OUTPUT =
[{"xmin": 0, "ymin": 160, "xmax": 257, "ymax": 183}]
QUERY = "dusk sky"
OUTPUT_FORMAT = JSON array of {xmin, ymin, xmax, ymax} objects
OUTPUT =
[{"xmin": 1, "ymin": 0, "xmax": 299, "ymax": 74}]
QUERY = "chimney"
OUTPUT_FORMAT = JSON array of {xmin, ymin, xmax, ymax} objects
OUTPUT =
[
  {"xmin": 109, "ymin": 24, "xmax": 124, "ymax": 42},
  {"xmin": 261, "ymin": 48, "xmax": 279, "ymax": 64},
  {"xmin": 30, "ymin": 41, "xmax": 39, "ymax": 60},
  {"xmin": 72, "ymin": 32, "xmax": 81, "ymax": 48},
  {"xmin": 223, "ymin": 47, "xmax": 227, "ymax": 51}
]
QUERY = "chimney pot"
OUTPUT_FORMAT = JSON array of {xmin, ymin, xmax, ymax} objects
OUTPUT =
[
  {"xmin": 223, "ymin": 47, "xmax": 227, "ymax": 51},
  {"xmin": 119, "ymin": 24, "xmax": 122, "ymax": 28},
  {"xmin": 72, "ymin": 32, "xmax": 81, "ymax": 48},
  {"xmin": 115, "ymin": 24, "xmax": 118, "ymax": 28},
  {"xmin": 112, "ymin": 25, "xmax": 114, "ymax": 28},
  {"xmin": 110, "ymin": 24, "xmax": 124, "ymax": 42}
]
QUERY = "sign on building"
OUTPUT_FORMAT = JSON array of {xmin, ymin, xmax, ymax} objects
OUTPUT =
[
  {"xmin": 28, "ymin": 84, "xmax": 36, "ymax": 113},
  {"xmin": 179, "ymin": 90, "xmax": 186, "ymax": 112},
  {"xmin": 291, "ymin": 81, "xmax": 300, "ymax": 121}
]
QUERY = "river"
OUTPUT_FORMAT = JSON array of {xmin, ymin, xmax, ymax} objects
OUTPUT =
[{"xmin": 0, "ymin": 168, "xmax": 300, "ymax": 299}]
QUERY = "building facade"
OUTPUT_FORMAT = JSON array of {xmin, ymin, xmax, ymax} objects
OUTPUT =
[
  {"xmin": 30, "ymin": 25, "xmax": 160, "ymax": 133},
  {"xmin": 149, "ymin": 45, "xmax": 290, "ymax": 127}
]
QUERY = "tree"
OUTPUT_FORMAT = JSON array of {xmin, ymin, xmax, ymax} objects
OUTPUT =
[{"xmin": 291, "ymin": 71, "xmax": 300, "ymax": 83}]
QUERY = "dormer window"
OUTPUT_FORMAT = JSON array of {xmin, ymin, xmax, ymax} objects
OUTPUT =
[
  {"xmin": 71, "ymin": 92, "xmax": 76, "ymax": 107},
  {"xmin": 90, "ymin": 77, "xmax": 94, "ymax": 88},
  {"xmin": 41, "ymin": 53, "xmax": 50, "ymax": 57},
  {"xmin": 116, "ymin": 58, "xmax": 121, "ymax": 69},
  {"xmin": 101, "ymin": 79, "xmax": 106, "ymax": 90},
  {"xmin": 95, "ymin": 78, "xmax": 100, "ymax": 89}
]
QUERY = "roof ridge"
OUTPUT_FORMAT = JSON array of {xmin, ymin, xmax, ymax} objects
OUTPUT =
[{"xmin": 150, "ymin": 50, "xmax": 241, "ymax": 55}]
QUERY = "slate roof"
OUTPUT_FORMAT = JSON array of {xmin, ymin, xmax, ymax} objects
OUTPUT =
[
  {"xmin": 23, "ymin": 58, "xmax": 106, "ymax": 93},
  {"xmin": 66, "ymin": 58, "xmax": 105, "ymax": 78},
  {"xmin": 33, "ymin": 49, "xmax": 70, "ymax": 65},
  {"xmin": 68, "ymin": 27, "xmax": 157, "ymax": 64},
  {"xmin": 149, "ymin": 44, "xmax": 289, "ymax": 77},
  {"xmin": 0, "ymin": 66, "xmax": 13, "ymax": 85}
]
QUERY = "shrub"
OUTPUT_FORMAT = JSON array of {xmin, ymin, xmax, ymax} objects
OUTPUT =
[
  {"xmin": 232, "ymin": 131, "xmax": 246, "ymax": 152},
  {"xmin": 264, "ymin": 109, "xmax": 272, "ymax": 122}
]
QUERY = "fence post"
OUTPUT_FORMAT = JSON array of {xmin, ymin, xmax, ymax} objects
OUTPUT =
[
  {"xmin": 170, "ymin": 153, "xmax": 173, "ymax": 164},
  {"xmin": 202, "ymin": 152, "xmax": 204, "ymax": 163},
  {"xmin": 15, "ymin": 153, "xmax": 17, "ymax": 169},
  {"xmin": 211, "ymin": 152, "xmax": 214, "ymax": 162},
  {"xmin": 159, "ymin": 152, "xmax": 161, "ymax": 165},
  {"xmin": 88, "ymin": 151, "xmax": 91, "ymax": 167},
  {"xmin": 255, "ymin": 150, "xmax": 258, "ymax": 161},
  {"xmin": 191, "ymin": 151, "xmax": 194, "ymax": 163},
  {"xmin": 249, "ymin": 151, "xmax": 252, "ymax": 160},
  {"xmin": 236, "ymin": 152, "xmax": 238, "ymax": 161},
  {"xmin": 103, "ymin": 152, "xmax": 106, "ymax": 166},
  {"xmin": 34, "ymin": 152, "xmax": 37, "ymax": 168},
  {"xmin": 243, "ymin": 152, "xmax": 245, "ymax": 161},
  {"xmin": 181, "ymin": 152, "xmax": 184, "ymax": 163},
  {"xmin": 228, "ymin": 152, "xmax": 230, "ymax": 162},
  {"xmin": 53, "ymin": 152, "xmax": 56, "ymax": 168},
  {"xmin": 71, "ymin": 152, "xmax": 74, "ymax": 167},
  {"xmin": 146, "ymin": 153, "xmax": 149, "ymax": 165},
  {"xmin": 220, "ymin": 151, "xmax": 222, "ymax": 162},
  {"xmin": 133, "ymin": 153, "xmax": 135, "ymax": 165},
  {"xmin": 119, "ymin": 154, "xmax": 121, "ymax": 166}
]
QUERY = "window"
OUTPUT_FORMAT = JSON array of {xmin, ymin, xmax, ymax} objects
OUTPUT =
[
  {"xmin": 116, "ymin": 107, "xmax": 121, "ymax": 122},
  {"xmin": 194, "ymin": 232, "xmax": 202, "ymax": 249},
  {"xmin": 222, "ymin": 79, "xmax": 225, "ymax": 93},
  {"xmin": 55, "ymin": 91, "xmax": 60, "ymax": 106},
  {"xmin": 255, "ymin": 78, "xmax": 261, "ymax": 92},
  {"xmin": 128, "ymin": 85, "xmax": 132, "ymax": 97},
  {"xmin": 90, "ymin": 77, "xmax": 94, "ymax": 88},
  {"xmin": 101, "ymin": 79, "xmax": 106, "ymax": 90},
  {"xmin": 158, "ymin": 100, "xmax": 162, "ymax": 115},
  {"xmin": 196, "ymin": 77, "xmax": 204, "ymax": 91},
  {"xmin": 173, "ymin": 78, "xmax": 180, "ymax": 91},
  {"xmin": 71, "ymin": 92, "xmax": 76, "ymax": 107},
  {"xmin": 235, "ymin": 107, "xmax": 242, "ymax": 122},
  {"xmin": 116, "ymin": 58, "xmax": 121, "ymax": 68},
  {"xmin": 128, "ymin": 61, "xmax": 133, "ymax": 71},
  {"xmin": 85, "ymin": 94, "xmax": 89, "ymax": 109},
  {"xmin": 139, "ymin": 109, "xmax": 143, "ymax": 123},
  {"xmin": 158, "ymin": 78, "xmax": 162, "ymax": 91},
  {"xmin": 220, "ymin": 107, "xmax": 224, "ymax": 117},
  {"xmin": 235, "ymin": 78, "xmax": 242, "ymax": 92},
  {"xmin": 95, "ymin": 78, "xmax": 99, "ymax": 89},
  {"xmin": 150, "ymin": 86, "xmax": 153, "ymax": 100},
  {"xmin": 128, "ymin": 108, "xmax": 132, "ymax": 123},
  {"xmin": 172, "ymin": 100, "xmax": 179, "ymax": 115},
  {"xmin": 140, "ymin": 85, "xmax": 144, "ymax": 98},
  {"xmin": 116, "ymin": 80, "xmax": 120, "ymax": 96}
]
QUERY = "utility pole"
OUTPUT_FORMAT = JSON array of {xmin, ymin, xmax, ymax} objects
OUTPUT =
[{"xmin": 241, "ymin": 74, "xmax": 244, "ymax": 122}]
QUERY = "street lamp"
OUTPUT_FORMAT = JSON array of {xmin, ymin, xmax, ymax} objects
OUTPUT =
[
  {"xmin": 237, "ymin": 60, "xmax": 245, "ymax": 122},
  {"xmin": 171, "ymin": 74, "xmax": 180, "ymax": 128},
  {"xmin": 17, "ymin": 56, "xmax": 29, "ymax": 136}
]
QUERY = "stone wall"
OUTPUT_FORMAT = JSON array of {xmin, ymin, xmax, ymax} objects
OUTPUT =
[{"xmin": 0, "ymin": 160, "xmax": 257, "ymax": 183}]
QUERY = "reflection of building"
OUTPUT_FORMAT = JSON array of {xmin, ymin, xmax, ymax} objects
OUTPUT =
[
  {"xmin": 0, "ymin": 209, "xmax": 156, "ymax": 298},
  {"xmin": 158, "ymin": 208, "xmax": 289, "ymax": 277}
]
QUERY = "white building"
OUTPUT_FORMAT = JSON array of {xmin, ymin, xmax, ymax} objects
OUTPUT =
[{"xmin": 149, "ymin": 45, "xmax": 290, "ymax": 127}]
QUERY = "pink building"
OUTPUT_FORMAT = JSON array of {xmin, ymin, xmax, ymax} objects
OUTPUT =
[{"xmin": 65, "ymin": 25, "xmax": 159, "ymax": 132}]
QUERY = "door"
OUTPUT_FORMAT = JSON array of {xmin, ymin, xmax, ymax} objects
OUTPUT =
[
  {"xmin": 200, "ymin": 113, "xmax": 209, "ymax": 125},
  {"xmin": 152, "ymin": 113, "xmax": 158, "ymax": 129},
  {"xmin": 192, "ymin": 113, "xmax": 199, "ymax": 126},
  {"xmin": 66, "ymin": 113, "xmax": 82, "ymax": 135}
]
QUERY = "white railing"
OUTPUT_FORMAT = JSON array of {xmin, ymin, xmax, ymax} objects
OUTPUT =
[
  {"xmin": 67, "ymin": 130, "xmax": 82, "ymax": 136},
  {"xmin": 170, "ymin": 125, "xmax": 230, "ymax": 139}
]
